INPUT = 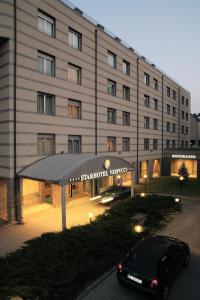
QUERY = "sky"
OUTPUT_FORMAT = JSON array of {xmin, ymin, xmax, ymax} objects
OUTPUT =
[{"xmin": 69, "ymin": 0, "xmax": 200, "ymax": 113}]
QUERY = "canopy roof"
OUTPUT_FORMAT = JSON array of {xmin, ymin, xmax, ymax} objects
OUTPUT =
[{"xmin": 18, "ymin": 154, "xmax": 132, "ymax": 186}]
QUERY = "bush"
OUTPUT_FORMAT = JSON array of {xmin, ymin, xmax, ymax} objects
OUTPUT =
[{"xmin": 0, "ymin": 194, "xmax": 181, "ymax": 300}]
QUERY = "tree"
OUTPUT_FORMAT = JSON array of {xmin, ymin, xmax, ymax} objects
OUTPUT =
[{"xmin": 178, "ymin": 162, "xmax": 189, "ymax": 181}]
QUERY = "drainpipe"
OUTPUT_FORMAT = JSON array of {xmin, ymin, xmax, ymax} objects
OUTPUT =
[
  {"xmin": 14, "ymin": 0, "xmax": 18, "ymax": 222},
  {"xmin": 94, "ymin": 29, "xmax": 98, "ymax": 195},
  {"xmin": 136, "ymin": 58, "xmax": 139, "ymax": 183},
  {"xmin": 161, "ymin": 75, "xmax": 164, "ymax": 175},
  {"xmin": 178, "ymin": 87, "xmax": 181, "ymax": 148}
]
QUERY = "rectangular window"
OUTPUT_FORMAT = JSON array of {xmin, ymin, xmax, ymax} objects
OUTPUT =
[
  {"xmin": 68, "ymin": 27, "xmax": 82, "ymax": 50},
  {"xmin": 68, "ymin": 135, "xmax": 81, "ymax": 153},
  {"xmin": 37, "ymin": 51, "xmax": 55, "ymax": 76},
  {"xmin": 144, "ymin": 73, "xmax": 150, "ymax": 86},
  {"xmin": 68, "ymin": 63, "xmax": 81, "ymax": 84},
  {"xmin": 144, "ymin": 95, "xmax": 150, "ymax": 107},
  {"xmin": 172, "ymin": 140, "xmax": 176, "ymax": 149},
  {"xmin": 167, "ymin": 104, "xmax": 170, "ymax": 115},
  {"xmin": 172, "ymin": 123, "xmax": 176, "ymax": 133},
  {"xmin": 107, "ymin": 136, "xmax": 116, "ymax": 152},
  {"xmin": 185, "ymin": 141, "xmax": 188, "ymax": 148},
  {"xmin": 181, "ymin": 140, "xmax": 184, "ymax": 148},
  {"xmin": 185, "ymin": 127, "xmax": 188, "ymax": 135},
  {"xmin": 122, "ymin": 111, "xmax": 130, "ymax": 126},
  {"xmin": 123, "ymin": 85, "xmax": 130, "ymax": 100},
  {"xmin": 123, "ymin": 60, "xmax": 130, "ymax": 75},
  {"xmin": 153, "ymin": 98, "xmax": 158, "ymax": 110},
  {"xmin": 172, "ymin": 106, "xmax": 176, "ymax": 116},
  {"xmin": 153, "ymin": 78, "xmax": 158, "ymax": 90},
  {"xmin": 144, "ymin": 117, "xmax": 150, "ymax": 129},
  {"xmin": 167, "ymin": 122, "xmax": 170, "ymax": 132},
  {"xmin": 166, "ymin": 140, "xmax": 170, "ymax": 149},
  {"xmin": 107, "ymin": 79, "xmax": 116, "ymax": 96},
  {"xmin": 167, "ymin": 86, "xmax": 170, "ymax": 97},
  {"xmin": 186, "ymin": 112, "xmax": 188, "ymax": 121},
  {"xmin": 181, "ymin": 126, "xmax": 184, "ymax": 134},
  {"xmin": 186, "ymin": 98, "xmax": 189, "ymax": 107},
  {"xmin": 153, "ymin": 139, "xmax": 158, "ymax": 150},
  {"xmin": 172, "ymin": 90, "xmax": 176, "ymax": 100},
  {"xmin": 107, "ymin": 108, "xmax": 116, "ymax": 124},
  {"xmin": 182, "ymin": 111, "xmax": 185, "ymax": 120},
  {"xmin": 181, "ymin": 96, "xmax": 185, "ymax": 105},
  {"xmin": 122, "ymin": 137, "xmax": 130, "ymax": 151},
  {"xmin": 144, "ymin": 138, "xmax": 149, "ymax": 150},
  {"xmin": 107, "ymin": 51, "xmax": 116, "ymax": 68},
  {"xmin": 153, "ymin": 119, "xmax": 158, "ymax": 130},
  {"xmin": 38, "ymin": 10, "xmax": 55, "ymax": 37},
  {"xmin": 68, "ymin": 99, "xmax": 81, "ymax": 119},
  {"xmin": 37, "ymin": 134, "xmax": 55, "ymax": 155},
  {"xmin": 37, "ymin": 92, "xmax": 55, "ymax": 115}
]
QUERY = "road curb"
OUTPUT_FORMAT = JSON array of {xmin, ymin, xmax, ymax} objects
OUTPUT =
[{"xmin": 76, "ymin": 267, "xmax": 116, "ymax": 300}]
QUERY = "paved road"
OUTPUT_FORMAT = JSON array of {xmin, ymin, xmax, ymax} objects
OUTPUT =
[{"xmin": 78, "ymin": 197, "xmax": 200, "ymax": 300}]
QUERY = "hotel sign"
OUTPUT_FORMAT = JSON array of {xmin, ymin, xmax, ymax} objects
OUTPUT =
[{"xmin": 172, "ymin": 154, "xmax": 196, "ymax": 159}]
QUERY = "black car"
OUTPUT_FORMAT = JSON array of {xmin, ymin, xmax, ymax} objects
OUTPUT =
[
  {"xmin": 117, "ymin": 235, "xmax": 190, "ymax": 300},
  {"xmin": 99, "ymin": 186, "xmax": 130, "ymax": 204}
]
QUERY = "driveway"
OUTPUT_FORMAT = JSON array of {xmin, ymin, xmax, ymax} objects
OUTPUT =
[
  {"xmin": 78, "ymin": 197, "xmax": 200, "ymax": 300},
  {"xmin": 0, "ymin": 197, "xmax": 106, "ymax": 256}
]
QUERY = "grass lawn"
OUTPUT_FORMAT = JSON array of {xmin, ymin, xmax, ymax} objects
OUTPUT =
[
  {"xmin": 135, "ymin": 176, "xmax": 200, "ymax": 198},
  {"xmin": 0, "ymin": 194, "xmax": 181, "ymax": 300}
]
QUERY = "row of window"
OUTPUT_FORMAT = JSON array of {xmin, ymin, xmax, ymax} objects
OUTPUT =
[
  {"xmin": 37, "ymin": 52, "xmax": 190, "ymax": 113},
  {"xmin": 38, "ymin": 133, "xmax": 189, "ymax": 156},
  {"xmin": 107, "ymin": 109, "xmax": 130, "ymax": 125},
  {"xmin": 166, "ymin": 104, "xmax": 189, "ymax": 120},
  {"xmin": 38, "ymin": 9, "xmax": 190, "ymax": 108}
]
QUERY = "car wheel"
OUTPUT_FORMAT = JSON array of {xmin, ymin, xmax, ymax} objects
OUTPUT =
[{"xmin": 184, "ymin": 252, "xmax": 190, "ymax": 267}]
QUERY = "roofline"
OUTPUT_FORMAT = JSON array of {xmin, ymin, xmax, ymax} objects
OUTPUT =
[{"xmin": 59, "ymin": 0, "xmax": 190, "ymax": 94}]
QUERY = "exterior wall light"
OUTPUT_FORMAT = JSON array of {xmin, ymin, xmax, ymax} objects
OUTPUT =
[
  {"xmin": 133, "ymin": 224, "xmax": 143, "ymax": 233},
  {"xmin": 88, "ymin": 212, "xmax": 93, "ymax": 222},
  {"xmin": 174, "ymin": 197, "xmax": 180, "ymax": 203},
  {"xmin": 179, "ymin": 176, "xmax": 184, "ymax": 181},
  {"xmin": 140, "ymin": 192, "xmax": 146, "ymax": 197}
]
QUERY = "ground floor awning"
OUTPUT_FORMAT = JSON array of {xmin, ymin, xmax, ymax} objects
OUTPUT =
[{"xmin": 18, "ymin": 154, "xmax": 133, "ymax": 185}]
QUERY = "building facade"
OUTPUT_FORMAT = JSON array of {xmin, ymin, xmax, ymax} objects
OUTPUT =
[
  {"xmin": 0, "ymin": 0, "xmax": 191, "ymax": 223},
  {"xmin": 190, "ymin": 113, "xmax": 200, "ymax": 147}
]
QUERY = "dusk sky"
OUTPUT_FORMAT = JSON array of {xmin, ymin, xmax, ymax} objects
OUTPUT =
[{"xmin": 70, "ymin": 0, "xmax": 200, "ymax": 113}]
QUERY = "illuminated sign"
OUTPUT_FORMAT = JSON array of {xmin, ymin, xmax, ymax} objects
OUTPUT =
[
  {"xmin": 69, "ymin": 167, "xmax": 130, "ymax": 182},
  {"xmin": 172, "ymin": 154, "xmax": 196, "ymax": 159},
  {"xmin": 104, "ymin": 159, "xmax": 111, "ymax": 170}
]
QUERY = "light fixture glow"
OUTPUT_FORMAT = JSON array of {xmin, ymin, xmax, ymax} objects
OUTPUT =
[
  {"xmin": 174, "ymin": 197, "xmax": 180, "ymax": 203},
  {"xmin": 140, "ymin": 192, "xmax": 146, "ymax": 197},
  {"xmin": 133, "ymin": 224, "xmax": 143, "ymax": 233}
]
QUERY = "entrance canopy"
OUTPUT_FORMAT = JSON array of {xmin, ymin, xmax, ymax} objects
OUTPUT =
[{"xmin": 18, "ymin": 154, "xmax": 133, "ymax": 186}]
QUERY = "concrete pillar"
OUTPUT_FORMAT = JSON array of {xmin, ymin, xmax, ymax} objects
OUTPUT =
[
  {"xmin": 131, "ymin": 171, "xmax": 134, "ymax": 198},
  {"xmin": 148, "ymin": 160, "xmax": 153, "ymax": 178},
  {"xmin": 16, "ymin": 178, "xmax": 24, "ymax": 224},
  {"xmin": 61, "ymin": 185, "xmax": 66, "ymax": 230}
]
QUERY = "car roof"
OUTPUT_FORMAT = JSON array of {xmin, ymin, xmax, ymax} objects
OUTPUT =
[{"xmin": 134, "ymin": 236, "xmax": 182, "ymax": 259}]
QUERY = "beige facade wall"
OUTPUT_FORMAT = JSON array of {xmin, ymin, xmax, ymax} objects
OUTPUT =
[{"xmin": 0, "ymin": 0, "xmax": 191, "ymax": 181}]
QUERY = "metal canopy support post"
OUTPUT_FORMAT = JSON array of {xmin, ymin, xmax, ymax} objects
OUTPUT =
[
  {"xmin": 61, "ymin": 185, "xmax": 66, "ymax": 230},
  {"xmin": 131, "ymin": 171, "xmax": 134, "ymax": 198}
]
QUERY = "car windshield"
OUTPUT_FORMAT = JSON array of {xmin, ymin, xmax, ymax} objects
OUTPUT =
[{"xmin": 101, "ymin": 186, "xmax": 127, "ymax": 196}]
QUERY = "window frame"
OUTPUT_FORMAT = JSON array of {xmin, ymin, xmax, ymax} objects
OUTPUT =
[
  {"xmin": 107, "ymin": 136, "xmax": 116, "ymax": 152},
  {"xmin": 144, "ymin": 73, "xmax": 150, "ymax": 86},
  {"xmin": 37, "ymin": 51, "xmax": 55, "ymax": 76},
  {"xmin": 123, "ymin": 59, "xmax": 130, "ymax": 75},
  {"xmin": 38, "ymin": 10, "xmax": 55, "ymax": 37},
  {"xmin": 68, "ymin": 27, "xmax": 82, "ymax": 51},
  {"xmin": 37, "ymin": 133, "xmax": 55, "ymax": 156},
  {"xmin": 122, "ymin": 111, "xmax": 130, "ymax": 126},
  {"xmin": 68, "ymin": 99, "xmax": 81, "ymax": 119},
  {"xmin": 107, "ymin": 79, "xmax": 116, "ymax": 96},
  {"xmin": 68, "ymin": 135, "xmax": 82, "ymax": 153},
  {"xmin": 122, "ymin": 137, "xmax": 130, "ymax": 151},
  {"xmin": 107, "ymin": 108, "xmax": 116, "ymax": 124},
  {"xmin": 123, "ymin": 85, "xmax": 130, "ymax": 101},
  {"xmin": 153, "ymin": 78, "xmax": 158, "ymax": 90},
  {"xmin": 68, "ymin": 63, "xmax": 82, "ymax": 85},
  {"xmin": 107, "ymin": 50, "xmax": 116, "ymax": 68},
  {"xmin": 37, "ymin": 92, "xmax": 55, "ymax": 116},
  {"xmin": 144, "ymin": 116, "xmax": 150, "ymax": 129},
  {"xmin": 144, "ymin": 94, "xmax": 150, "ymax": 107},
  {"xmin": 144, "ymin": 138, "xmax": 149, "ymax": 150}
]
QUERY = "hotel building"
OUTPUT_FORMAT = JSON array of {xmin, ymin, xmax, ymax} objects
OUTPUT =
[{"xmin": 0, "ymin": 0, "xmax": 191, "ymax": 225}]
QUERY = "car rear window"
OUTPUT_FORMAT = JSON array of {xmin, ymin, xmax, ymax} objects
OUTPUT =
[{"xmin": 127, "ymin": 251, "xmax": 157, "ymax": 277}]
